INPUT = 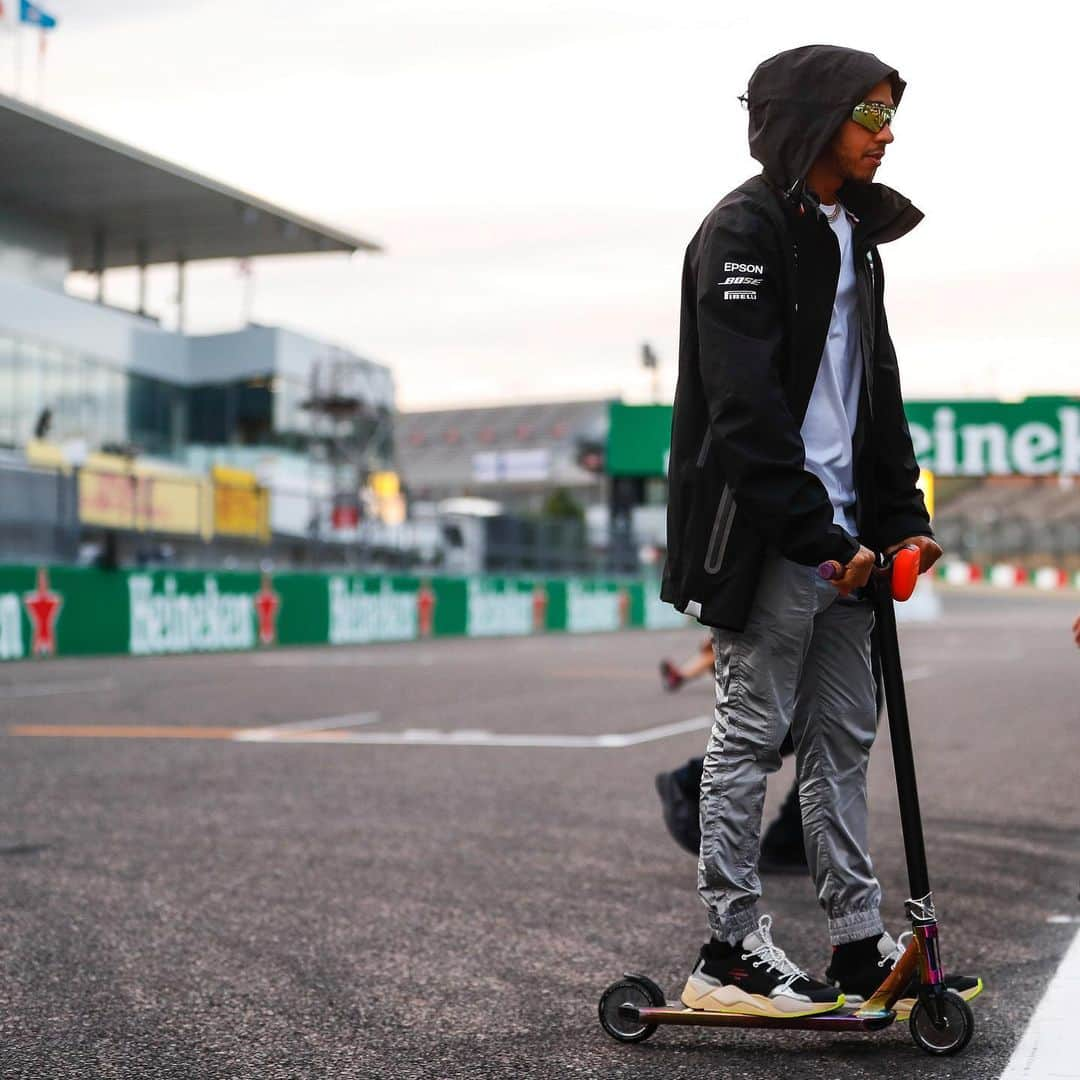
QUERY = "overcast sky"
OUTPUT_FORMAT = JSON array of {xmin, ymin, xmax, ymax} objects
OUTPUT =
[{"xmin": 17, "ymin": 0, "xmax": 1080, "ymax": 409}]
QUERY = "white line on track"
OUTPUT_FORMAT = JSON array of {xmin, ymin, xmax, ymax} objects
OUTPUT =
[
  {"xmin": 0, "ymin": 678, "xmax": 114, "ymax": 699},
  {"xmin": 251, "ymin": 653, "xmax": 436, "ymax": 668},
  {"xmin": 903, "ymin": 667, "xmax": 933, "ymax": 682},
  {"xmin": 231, "ymin": 713, "xmax": 713, "ymax": 749},
  {"xmin": 234, "ymin": 712, "xmax": 381, "ymax": 742},
  {"xmin": 999, "ymin": 928, "xmax": 1080, "ymax": 1079}
]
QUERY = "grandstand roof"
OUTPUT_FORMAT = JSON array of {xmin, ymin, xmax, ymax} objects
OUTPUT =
[
  {"xmin": 0, "ymin": 92, "xmax": 379, "ymax": 271},
  {"xmin": 396, "ymin": 399, "xmax": 611, "ymax": 494}
]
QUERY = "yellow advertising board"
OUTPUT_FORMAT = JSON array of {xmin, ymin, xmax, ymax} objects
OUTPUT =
[
  {"xmin": 79, "ymin": 467, "xmax": 210, "ymax": 537},
  {"xmin": 212, "ymin": 466, "xmax": 270, "ymax": 541},
  {"xmin": 29, "ymin": 446, "xmax": 266, "ymax": 541},
  {"xmin": 25, "ymin": 439, "xmax": 67, "ymax": 469}
]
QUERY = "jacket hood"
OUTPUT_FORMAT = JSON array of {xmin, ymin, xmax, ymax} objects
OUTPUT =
[{"xmin": 747, "ymin": 45, "xmax": 906, "ymax": 193}]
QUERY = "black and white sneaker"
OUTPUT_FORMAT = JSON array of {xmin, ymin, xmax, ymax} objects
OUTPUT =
[
  {"xmin": 825, "ymin": 931, "xmax": 983, "ymax": 1019},
  {"xmin": 681, "ymin": 915, "xmax": 845, "ymax": 1017}
]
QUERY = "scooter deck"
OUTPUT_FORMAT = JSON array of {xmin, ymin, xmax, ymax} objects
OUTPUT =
[{"xmin": 622, "ymin": 1002, "xmax": 896, "ymax": 1033}]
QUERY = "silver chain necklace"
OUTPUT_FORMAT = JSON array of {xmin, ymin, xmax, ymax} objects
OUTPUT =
[{"xmin": 823, "ymin": 202, "xmax": 842, "ymax": 223}]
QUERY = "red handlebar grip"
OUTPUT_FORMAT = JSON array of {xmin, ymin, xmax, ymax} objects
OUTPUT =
[
  {"xmin": 891, "ymin": 545, "xmax": 921, "ymax": 602},
  {"xmin": 820, "ymin": 547, "xmax": 921, "ymax": 600}
]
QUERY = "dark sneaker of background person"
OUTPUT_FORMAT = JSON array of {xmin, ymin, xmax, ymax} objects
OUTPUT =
[
  {"xmin": 655, "ymin": 752, "xmax": 808, "ymax": 870},
  {"xmin": 654, "ymin": 769, "xmax": 700, "ymax": 854},
  {"xmin": 659, "ymin": 659, "xmax": 685, "ymax": 692}
]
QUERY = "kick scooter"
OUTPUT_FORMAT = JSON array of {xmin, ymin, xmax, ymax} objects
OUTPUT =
[{"xmin": 598, "ymin": 546, "xmax": 976, "ymax": 1056}]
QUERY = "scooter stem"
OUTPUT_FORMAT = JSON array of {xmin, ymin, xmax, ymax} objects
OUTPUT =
[{"xmin": 872, "ymin": 576, "xmax": 931, "ymax": 901}]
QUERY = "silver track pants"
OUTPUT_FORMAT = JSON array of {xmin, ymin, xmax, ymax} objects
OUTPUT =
[{"xmin": 698, "ymin": 549, "xmax": 885, "ymax": 946}]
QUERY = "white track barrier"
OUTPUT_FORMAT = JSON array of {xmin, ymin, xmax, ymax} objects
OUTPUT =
[{"xmin": 894, "ymin": 572, "xmax": 942, "ymax": 624}]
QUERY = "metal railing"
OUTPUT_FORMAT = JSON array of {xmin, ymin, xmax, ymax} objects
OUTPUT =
[
  {"xmin": 0, "ymin": 463, "xmax": 79, "ymax": 562},
  {"xmin": 0, "ymin": 460, "xmax": 270, "ymax": 562}
]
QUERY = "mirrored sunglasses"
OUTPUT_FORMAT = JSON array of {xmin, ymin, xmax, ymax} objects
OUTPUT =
[{"xmin": 852, "ymin": 101, "xmax": 896, "ymax": 134}]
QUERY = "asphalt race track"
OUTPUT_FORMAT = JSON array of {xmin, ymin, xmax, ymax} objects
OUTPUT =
[{"xmin": 1, "ymin": 588, "xmax": 1077, "ymax": 1079}]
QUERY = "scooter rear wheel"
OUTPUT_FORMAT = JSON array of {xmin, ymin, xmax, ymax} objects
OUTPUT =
[
  {"xmin": 598, "ymin": 975, "xmax": 665, "ymax": 1043},
  {"xmin": 909, "ymin": 990, "xmax": 974, "ymax": 1055}
]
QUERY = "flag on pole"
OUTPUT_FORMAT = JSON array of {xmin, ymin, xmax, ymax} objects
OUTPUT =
[
  {"xmin": 0, "ymin": 1, "xmax": 19, "ymax": 32},
  {"xmin": 19, "ymin": 0, "xmax": 57, "ymax": 30}
]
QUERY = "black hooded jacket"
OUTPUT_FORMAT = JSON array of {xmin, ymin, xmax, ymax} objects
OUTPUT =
[{"xmin": 661, "ymin": 45, "xmax": 932, "ymax": 630}]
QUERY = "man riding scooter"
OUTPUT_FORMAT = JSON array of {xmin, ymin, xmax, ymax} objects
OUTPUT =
[{"xmin": 660, "ymin": 44, "xmax": 981, "ymax": 1016}]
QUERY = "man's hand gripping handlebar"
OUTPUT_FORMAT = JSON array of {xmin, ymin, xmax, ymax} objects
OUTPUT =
[
  {"xmin": 818, "ymin": 537, "xmax": 943, "ymax": 601},
  {"xmin": 817, "ymin": 545, "xmax": 876, "ymax": 598}
]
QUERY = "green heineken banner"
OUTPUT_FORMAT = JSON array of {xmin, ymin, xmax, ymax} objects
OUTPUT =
[
  {"xmin": 0, "ymin": 565, "xmax": 687, "ymax": 662},
  {"xmin": 903, "ymin": 398, "xmax": 1079, "ymax": 476},
  {"xmin": 607, "ymin": 397, "xmax": 1080, "ymax": 477}
]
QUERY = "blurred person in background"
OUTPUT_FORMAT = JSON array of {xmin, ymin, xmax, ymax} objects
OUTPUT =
[
  {"xmin": 659, "ymin": 45, "xmax": 978, "ymax": 1016},
  {"xmin": 658, "ymin": 633, "xmax": 715, "ymax": 692},
  {"xmin": 656, "ymin": 632, "xmax": 807, "ymax": 872}
]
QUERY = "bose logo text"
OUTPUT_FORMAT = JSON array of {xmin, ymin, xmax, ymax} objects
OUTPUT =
[
  {"xmin": 720, "ymin": 276, "xmax": 762, "ymax": 286},
  {"xmin": 724, "ymin": 262, "xmax": 764, "ymax": 274}
]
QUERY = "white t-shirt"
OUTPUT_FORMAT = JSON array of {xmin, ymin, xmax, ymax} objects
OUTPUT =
[{"xmin": 799, "ymin": 203, "xmax": 862, "ymax": 536}]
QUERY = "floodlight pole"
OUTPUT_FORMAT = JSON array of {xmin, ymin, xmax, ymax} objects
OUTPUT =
[
  {"xmin": 641, "ymin": 342, "xmax": 660, "ymax": 404},
  {"xmin": 36, "ymin": 28, "xmax": 45, "ymax": 105},
  {"xmin": 93, "ymin": 228, "xmax": 105, "ymax": 304},
  {"xmin": 176, "ymin": 258, "xmax": 187, "ymax": 333},
  {"xmin": 136, "ymin": 242, "xmax": 148, "ymax": 317},
  {"xmin": 240, "ymin": 259, "xmax": 255, "ymax": 325},
  {"xmin": 13, "ymin": 26, "xmax": 22, "ymax": 98}
]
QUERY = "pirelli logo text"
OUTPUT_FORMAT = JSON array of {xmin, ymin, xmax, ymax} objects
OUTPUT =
[{"xmin": 720, "ymin": 261, "xmax": 763, "ymax": 301}]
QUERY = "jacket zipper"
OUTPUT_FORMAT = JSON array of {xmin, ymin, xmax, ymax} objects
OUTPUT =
[
  {"xmin": 704, "ymin": 485, "xmax": 736, "ymax": 574},
  {"xmin": 792, "ymin": 241, "xmax": 799, "ymax": 315},
  {"xmin": 862, "ymin": 248, "xmax": 876, "ymax": 420}
]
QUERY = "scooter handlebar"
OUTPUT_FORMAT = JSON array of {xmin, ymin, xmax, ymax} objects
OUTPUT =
[{"xmin": 816, "ymin": 545, "xmax": 921, "ymax": 601}]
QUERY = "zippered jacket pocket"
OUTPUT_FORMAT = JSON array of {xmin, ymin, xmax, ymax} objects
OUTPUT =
[{"xmin": 704, "ymin": 486, "xmax": 736, "ymax": 574}]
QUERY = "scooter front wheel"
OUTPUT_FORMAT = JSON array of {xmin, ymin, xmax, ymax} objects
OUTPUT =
[
  {"xmin": 598, "ymin": 975, "xmax": 665, "ymax": 1043},
  {"xmin": 909, "ymin": 990, "xmax": 974, "ymax": 1055}
]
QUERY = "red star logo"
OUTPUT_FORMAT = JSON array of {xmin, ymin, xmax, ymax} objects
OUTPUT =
[
  {"xmin": 532, "ymin": 585, "xmax": 548, "ymax": 632},
  {"xmin": 23, "ymin": 567, "xmax": 62, "ymax": 657},
  {"xmin": 417, "ymin": 583, "xmax": 435, "ymax": 638},
  {"xmin": 254, "ymin": 574, "xmax": 280, "ymax": 646}
]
